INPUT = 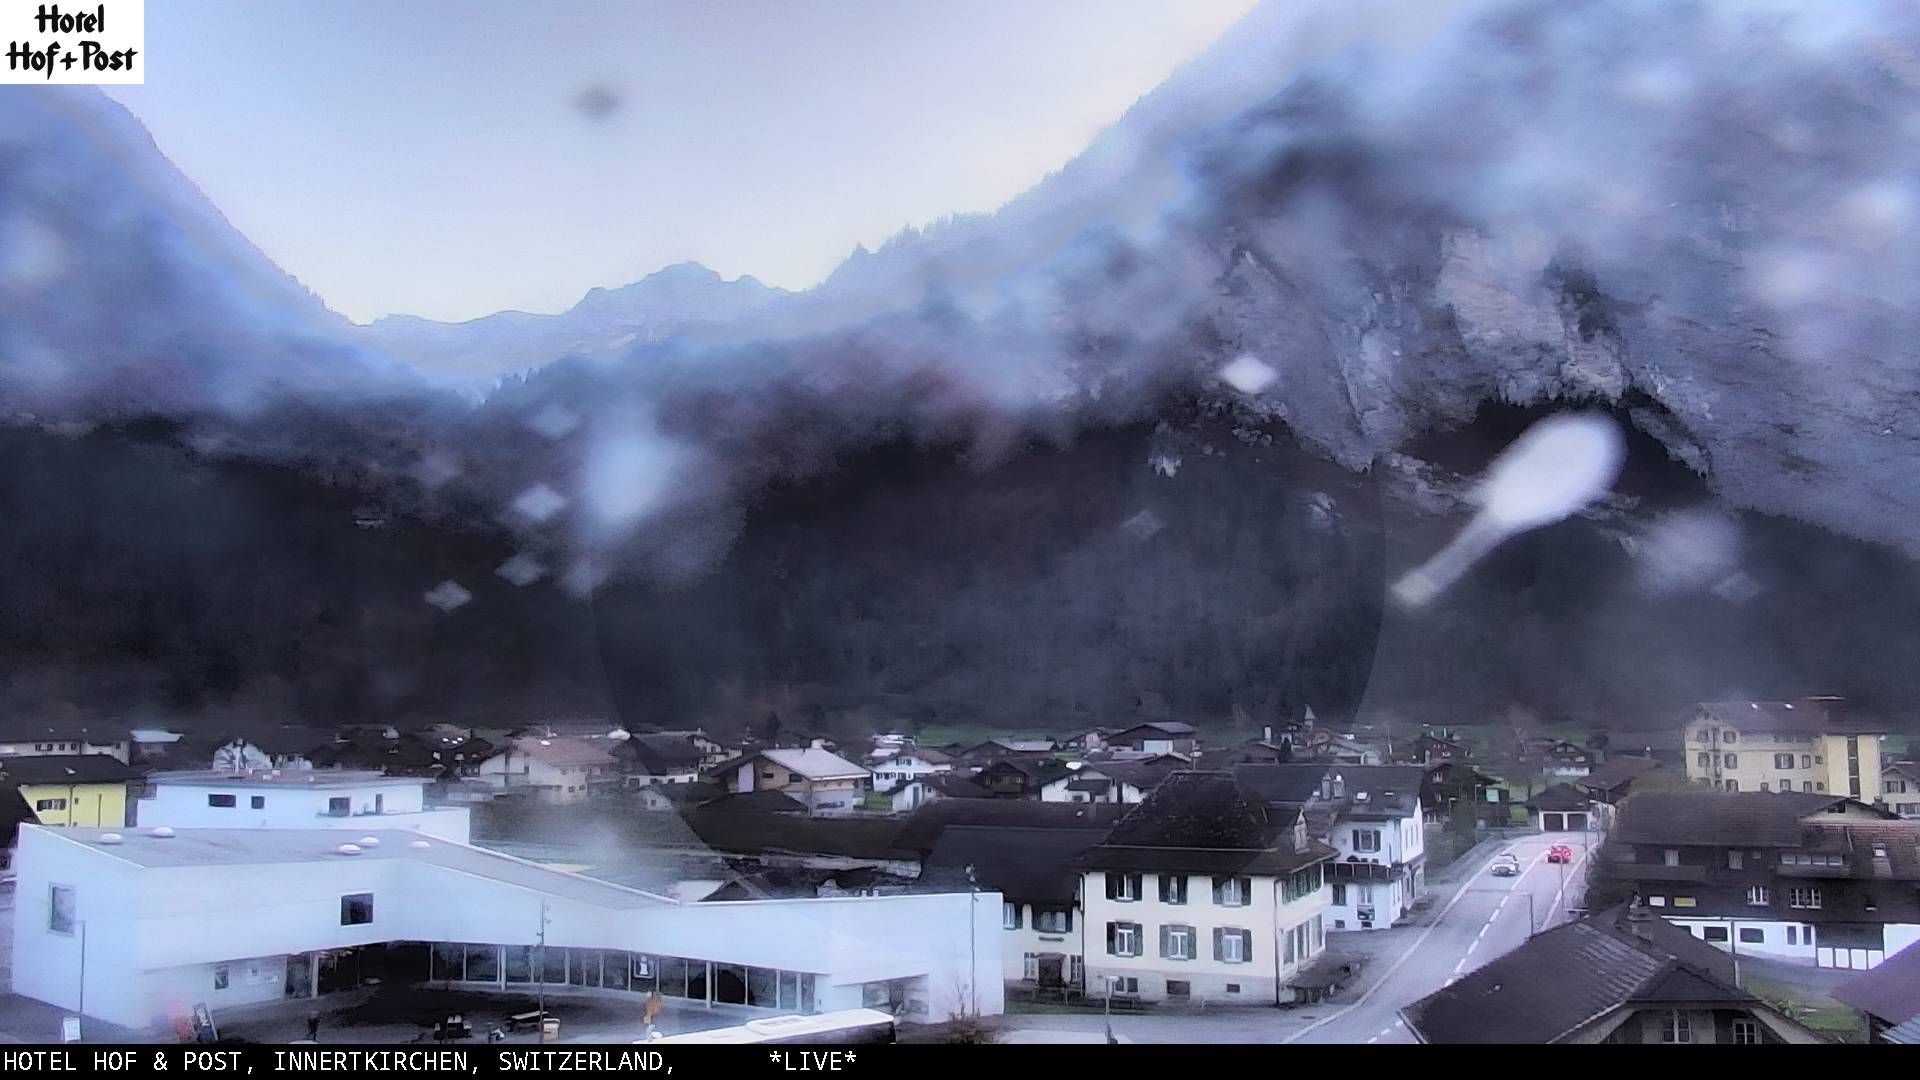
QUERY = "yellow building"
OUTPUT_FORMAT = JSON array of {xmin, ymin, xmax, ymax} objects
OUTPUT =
[
  {"xmin": 0, "ymin": 755, "xmax": 135, "ymax": 827},
  {"xmin": 1681, "ymin": 698, "xmax": 1885, "ymax": 801}
]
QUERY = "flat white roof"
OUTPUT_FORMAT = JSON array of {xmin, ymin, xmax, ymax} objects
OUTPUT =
[
  {"xmin": 146, "ymin": 769, "xmax": 423, "ymax": 789},
  {"xmin": 43, "ymin": 827, "xmax": 671, "ymax": 910}
]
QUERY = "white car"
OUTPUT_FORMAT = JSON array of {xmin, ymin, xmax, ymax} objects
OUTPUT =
[{"xmin": 1489, "ymin": 854, "xmax": 1522, "ymax": 877}]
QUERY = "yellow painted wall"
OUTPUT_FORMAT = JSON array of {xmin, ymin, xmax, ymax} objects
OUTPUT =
[{"xmin": 20, "ymin": 782, "xmax": 127, "ymax": 827}]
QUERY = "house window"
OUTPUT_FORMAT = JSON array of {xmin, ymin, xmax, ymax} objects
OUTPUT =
[
  {"xmin": 1696, "ymin": 752, "xmax": 1710, "ymax": 768},
  {"xmin": 1106, "ymin": 873, "xmax": 1141, "ymax": 903},
  {"xmin": 1331, "ymin": 883, "xmax": 1348, "ymax": 906},
  {"xmin": 1731, "ymin": 1019, "xmax": 1760, "ymax": 1045},
  {"xmin": 327, "ymin": 796, "xmax": 350, "ymax": 816},
  {"xmin": 340, "ymin": 893, "xmax": 374, "ymax": 926},
  {"xmin": 1354, "ymin": 829, "xmax": 1382, "ymax": 853},
  {"xmin": 1814, "ymin": 782, "xmax": 1824, "ymax": 791},
  {"xmin": 1726, "ymin": 780, "xmax": 1739, "ymax": 792},
  {"xmin": 1159, "ymin": 874, "xmax": 1188, "ymax": 905},
  {"xmin": 1106, "ymin": 976, "xmax": 1138, "ymax": 995},
  {"xmin": 1002, "ymin": 902, "xmax": 1022, "ymax": 930},
  {"xmin": 1225, "ymin": 983, "xmax": 1241, "ymax": 993},
  {"xmin": 1739, "ymin": 928, "xmax": 1764, "ymax": 944},
  {"xmin": 1800, "ymin": 755, "xmax": 1813, "ymax": 769},
  {"xmin": 1724, "ymin": 753, "xmax": 1738, "ymax": 768},
  {"xmin": 1660, "ymin": 1011, "xmax": 1693, "ymax": 1044},
  {"xmin": 208, "ymin": 794, "xmax": 237, "ymax": 808},
  {"xmin": 1648, "ymin": 896, "xmax": 1666, "ymax": 907},
  {"xmin": 48, "ymin": 885, "xmax": 75, "ymax": 934},
  {"xmin": 1034, "ymin": 908, "xmax": 1072, "ymax": 934},
  {"xmin": 1673, "ymin": 897, "xmax": 1697, "ymax": 908},
  {"xmin": 250, "ymin": 796, "xmax": 266, "ymax": 809},
  {"xmin": 34, "ymin": 798, "xmax": 67, "ymax": 812},
  {"xmin": 1106, "ymin": 922, "xmax": 1143, "ymax": 957},
  {"xmin": 1723, "ymin": 731, "xmax": 1737, "ymax": 743},
  {"xmin": 1161, "ymin": 924, "xmax": 1196, "ymax": 961},
  {"xmin": 1774, "ymin": 754, "xmax": 1794, "ymax": 769},
  {"xmin": 1728, "ymin": 851, "xmax": 1743, "ymax": 870},
  {"xmin": 1788, "ymin": 887, "xmax": 1821, "ymax": 910},
  {"xmin": 1021, "ymin": 953, "xmax": 1038, "ymax": 981},
  {"xmin": 1663, "ymin": 849, "xmax": 1680, "ymax": 867},
  {"xmin": 1759, "ymin": 782, "xmax": 1769, "ymax": 792},
  {"xmin": 1212, "ymin": 876, "xmax": 1251, "ymax": 906},
  {"xmin": 1746, "ymin": 885, "xmax": 1770, "ymax": 906},
  {"xmin": 1802, "ymin": 781, "xmax": 1814, "ymax": 792},
  {"xmin": 1786, "ymin": 926, "xmax": 1797, "ymax": 945},
  {"xmin": 1703, "ymin": 925, "xmax": 1729, "ymax": 942},
  {"xmin": 1213, "ymin": 928, "xmax": 1252, "ymax": 964},
  {"xmin": 214, "ymin": 965, "xmax": 230, "ymax": 990},
  {"xmin": 1166, "ymin": 980, "xmax": 1190, "ymax": 998}
]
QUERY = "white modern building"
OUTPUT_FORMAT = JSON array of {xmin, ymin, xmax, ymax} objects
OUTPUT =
[
  {"xmin": 12, "ymin": 825, "xmax": 1004, "ymax": 1031},
  {"xmin": 135, "ymin": 770, "xmax": 470, "ymax": 844}
]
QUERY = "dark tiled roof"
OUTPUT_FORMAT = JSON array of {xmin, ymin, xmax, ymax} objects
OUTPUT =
[
  {"xmin": 695, "ymin": 790, "xmax": 808, "ymax": 814},
  {"xmin": 0, "ymin": 754, "xmax": 138, "ymax": 784},
  {"xmin": 921, "ymin": 825, "xmax": 1105, "ymax": 905},
  {"xmin": 892, "ymin": 799, "xmax": 1128, "ymax": 855},
  {"xmin": 1612, "ymin": 790, "xmax": 1875, "ymax": 847},
  {"xmin": 1075, "ymin": 771, "xmax": 1336, "ymax": 877},
  {"xmin": 623, "ymin": 734, "xmax": 703, "ymax": 774},
  {"xmin": 1402, "ymin": 907, "xmax": 1747, "ymax": 1043},
  {"xmin": 1578, "ymin": 755, "xmax": 1664, "ymax": 793},
  {"xmin": 1527, "ymin": 782, "xmax": 1594, "ymax": 812},
  {"xmin": 1110, "ymin": 721, "xmax": 1196, "ymax": 742},
  {"xmin": 1696, "ymin": 698, "xmax": 1886, "ymax": 734},
  {"xmin": 1831, "ymin": 940, "xmax": 1920, "ymax": 1024},
  {"xmin": 909, "ymin": 773, "xmax": 991, "ymax": 800},
  {"xmin": 1231, "ymin": 764, "xmax": 1334, "ymax": 806},
  {"xmin": 687, "ymin": 812, "xmax": 912, "ymax": 861}
]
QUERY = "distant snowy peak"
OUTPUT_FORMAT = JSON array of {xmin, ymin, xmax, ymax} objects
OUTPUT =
[{"xmin": 361, "ymin": 261, "xmax": 787, "ymax": 380}]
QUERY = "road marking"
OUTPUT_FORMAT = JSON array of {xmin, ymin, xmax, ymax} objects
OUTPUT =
[
  {"xmin": 1466, "ymin": 939, "xmax": 1478, "ymax": 955},
  {"xmin": 1452, "ymin": 958, "xmax": 1467, "ymax": 973},
  {"xmin": 1366, "ymin": 1035, "xmax": 1380, "ymax": 1044},
  {"xmin": 1283, "ymin": 838, "xmax": 1524, "ymax": 1043},
  {"xmin": 1475, "ymin": 923, "xmax": 1489, "ymax": 940}
]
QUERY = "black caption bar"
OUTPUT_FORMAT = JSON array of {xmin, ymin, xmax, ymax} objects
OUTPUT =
[{"xmin": 0, "ymin": 1045, "xmax": 884, "ymax": 1077}]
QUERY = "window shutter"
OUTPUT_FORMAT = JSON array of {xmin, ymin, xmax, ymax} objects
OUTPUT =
[
  {"xmin": 1106, "ymin": 922, "xmax": 1117, "ymax": 955},
  {"xmin": 1160, "ymin": 925, "xmax": 1171, "ymax": 958},
  {"xmin": 1212, "ymin": 927, "xmax": 1225, "ymax": 961},
  {"xmin": 1105, "ymin": 873, "xmax": 1117, "ymax": 900},
  {"xmin": 1242, "ymin": 930, "xmax": 1255, "ymax": 963}
]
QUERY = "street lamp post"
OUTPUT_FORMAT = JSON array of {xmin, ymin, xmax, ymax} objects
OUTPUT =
[
  {"xmin": 1101, "ymin": 975, "xmax": 1116, "ymax": 1045},
  {"xmin": 536, "ymin": 899, "xmax": 550, "ymax": 1024}
]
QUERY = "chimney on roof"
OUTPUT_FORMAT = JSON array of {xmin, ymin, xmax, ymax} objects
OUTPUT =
[{"xmin": 1624, "ymin": 901, "xmax": 1657, "ymax": 940}]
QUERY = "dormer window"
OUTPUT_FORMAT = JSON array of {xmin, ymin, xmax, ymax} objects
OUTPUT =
[{"xmin": 1723, "ymin": 731, "xmax": 1738, "ymax": 743}]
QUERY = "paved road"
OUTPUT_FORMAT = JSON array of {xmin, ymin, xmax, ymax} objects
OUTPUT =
[
  {"xmin": 995, "ymin": 829, "xmax": 1594, "ymax": 1044},
  {"xmin": 1288, "ymin": 829, "xmax": 1593, "ymax": 1044}
]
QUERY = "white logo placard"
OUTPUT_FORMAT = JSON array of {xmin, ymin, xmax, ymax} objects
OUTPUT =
[{"xmin": 4, "ymin": 2, "xmax": 144, "ymax": 84}]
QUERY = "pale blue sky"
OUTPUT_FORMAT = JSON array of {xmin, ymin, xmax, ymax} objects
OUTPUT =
[{"xmin": 107, "ymin": 1, "xmax": 1257, "ymax": 323}]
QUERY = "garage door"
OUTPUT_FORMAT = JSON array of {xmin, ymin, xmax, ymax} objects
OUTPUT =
[
  {"xmin": 1564, "ymin": 812, "xmax": 1588, "ymax": 831},
  {"xmin": 1542, "ymin": 812, "xmax": 1566, "ymax": 831}
]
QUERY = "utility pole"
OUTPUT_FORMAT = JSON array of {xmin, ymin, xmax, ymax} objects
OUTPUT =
[
  {"xmin": 965, "ymin": 866, "xmax": 979, "ymax": 1018},
  {"xmin": 536, "ymin": 899, "xmax": 550, "ymax": 1022},
  {"xmin": 76, "ymin": 920, "xmax": 87, "ymax": 1039}
]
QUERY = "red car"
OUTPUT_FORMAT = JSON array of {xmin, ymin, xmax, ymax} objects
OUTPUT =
[{"xmin": 1547, "ymin": 844, "xmax": 1574, "ymax": 863}]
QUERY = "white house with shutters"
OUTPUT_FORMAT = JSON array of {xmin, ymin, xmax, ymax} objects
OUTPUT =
[{"xmin": 1071, "ymin": 772, "xmax": 1336, "ymax": 1006}]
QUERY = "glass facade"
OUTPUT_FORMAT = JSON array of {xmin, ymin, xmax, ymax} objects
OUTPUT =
[{"xmin": 392, "ymin": 942, "xmax": 821, "ymax": 1013}]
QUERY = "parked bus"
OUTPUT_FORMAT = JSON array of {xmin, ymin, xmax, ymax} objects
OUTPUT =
[{"xmin": 644, "ymin": 1008, "xmax": 897, "ymax": 1045}]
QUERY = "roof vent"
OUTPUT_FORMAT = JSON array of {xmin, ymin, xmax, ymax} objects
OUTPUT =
[
  {"xmin": 149, "ymin": 826, "xmax": 175, "ymax": 838},
  {"xmin": 358, "ymin": 836, "xmax": 381, "ymax": 847},
  {"xmin": 97, "ymin": 833, "xmax": 124, "ymax": 846},
  {"xmin": 337, "ymin": 843, "xmax": 363, "ymax": 856},
  {"xmin": 409, "ymin": 840, "xmax": 432, "ymax": 850}
]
